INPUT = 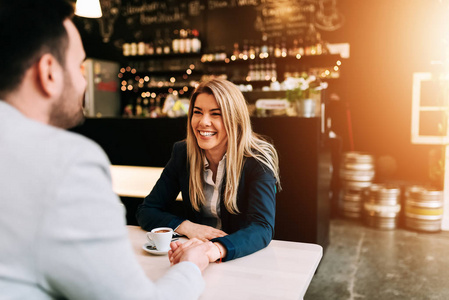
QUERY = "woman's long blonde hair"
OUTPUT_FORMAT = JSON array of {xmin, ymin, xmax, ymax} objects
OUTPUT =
[{"xmin": 186, "ymin": 78, "xmax": 281, "ymax": 214}]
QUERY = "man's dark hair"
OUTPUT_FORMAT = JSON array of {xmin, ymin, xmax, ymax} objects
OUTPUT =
[{"xmin": 0, "ymin": 0, "xmax": 74, "ymax": 96}]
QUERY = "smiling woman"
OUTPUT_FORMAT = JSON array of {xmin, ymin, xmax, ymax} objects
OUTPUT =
[{"xmin": 136, "ymin": 78, "xmax": 281, "ymax": 263}]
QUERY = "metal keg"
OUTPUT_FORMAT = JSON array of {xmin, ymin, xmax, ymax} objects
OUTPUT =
[
  {"xmin": 363, "ymin": 183, "xmax": 401, "ymax": 230},
  {"xmin": 339, "ymin": 152, "xmax": 375, "ymax": 218},
  {"xmin": 404, "ymin": 186, "xmax": 443, "ymax": 232}
]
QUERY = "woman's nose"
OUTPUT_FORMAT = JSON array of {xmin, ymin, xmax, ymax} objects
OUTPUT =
[{"xmin": 200, "ymin": 114, "xmax": 211, "ymax": 126}]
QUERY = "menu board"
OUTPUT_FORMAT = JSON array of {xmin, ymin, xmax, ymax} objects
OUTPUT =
[{"xmin": 205, "ymin": 0, "xmax": 345, "ymax": 51}]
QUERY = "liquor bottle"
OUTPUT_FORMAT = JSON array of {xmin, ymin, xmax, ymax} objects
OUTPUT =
[
  {"xmin": 254, "ymin": 40, "xmax": 260, "ymax": 59},
  {"xmin": 163, "ymin": 28, "xmax": 171, "ymax": 54},
  {"xmin": 123, "ymin": 42, "xmax": 130, "ymax": 56},
  {"xmin": 155, "ymin": 29, "xmax": 163, "ymax": 55},
  {"xmin": 142, "ymin": 98, "xmax": 150, "ymax": 117},
  {"xmin": 260, "ymin": 61, "xmax": 266, "ymax": 80},
  {"xmin": 130, "ymin": 42, "xmax": 137, "ymax": 56},
  {"xmin": 146, "ymin": 42, "xmax": 154, "ymax": 55},
  {"xmin": 137, "ymin": 41, "xmax": 146, "ymax": 56},
  {"xmin": 179, "ymin": 29, "xmax": 186, "ymax": 54},
  {"xmin": 242, "ymin": 39, "xmax": 249, "ymax": 59},
  {"xmin": 298, "ymin": 38, "xmax": 305, "ymax": 56},
  {"xmin": 123, "ymin": 98, "xmax": 134, "ymax": 117},
  {"xmin": 155, "ymin": 96, "xmax": 162, "ymax": 116},
  {"xmin": 254, "ymin": 63, "xmax": 261, "ymax": 81},
  {"xmin": 249, "ymin": 40, "xmax": 256, "ymax": 59},
  {"xmin": 247, "ymin": 63, "xmax": 254, "ymax": 81},
  {"xmin": 191, "ymin": 29, "xmax": 201, "ymax": 53},
  {"xmin": 172, "ymin": 29, "xmax": 180, "ymax": 53},
  {"xmin": 135, "ymin": 97, "xmax": 143, "ymax": 116},
  {"xmin": 185, "ymin": 29, "xmax": 192, "ymax": 53},
  {"xmin": 260, "ymin": 33, "xmax": 268, "ymax": 58},
  {"xmin": 270, "ymin": 61, "xmax": 277, "ymax": 81},
  {"xmin": 233, "ymin": 42, "xmax": 240, "ymax": 59},
  {"xmin": 289, "ymin": 39, "xmax": 298, "ymax": 57},
  {"xmin": 280, "ymin": 38, "xmax": 287, "ymax": 57},
  {"xmin": 274, "ymin": 38, "xmax": 281, "ymax": 58}
]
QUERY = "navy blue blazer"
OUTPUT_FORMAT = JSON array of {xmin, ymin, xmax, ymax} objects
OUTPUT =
[{"xmin": 136, "ymin": 141, "xmax": 276, "ymax": 261}]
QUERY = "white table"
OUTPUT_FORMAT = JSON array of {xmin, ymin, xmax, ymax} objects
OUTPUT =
[{"xmin": 128, "ymin": 226, "xmax": 322, "ymax": 300}]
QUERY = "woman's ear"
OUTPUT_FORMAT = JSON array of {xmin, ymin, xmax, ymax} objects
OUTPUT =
[{"xmin": 36, "ymin": 53, "xmax": 63, "ymax": 98}]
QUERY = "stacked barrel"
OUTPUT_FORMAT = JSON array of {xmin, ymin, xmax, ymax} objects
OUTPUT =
[
  {"xmin": 362, "ymin": 184, "xmax": 401, "ymax": 230},
  {"xmin": 339, "ymin": 152, "xmax": 375, "ymax": 218},
  {"xmin": 404, "ymin": 186, "xmax": 444, "ymax": 232}
]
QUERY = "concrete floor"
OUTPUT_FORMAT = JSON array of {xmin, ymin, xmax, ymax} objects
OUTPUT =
[{"xmin": 304, "ymin": 218, "xmax": 449, "ymax": 300}]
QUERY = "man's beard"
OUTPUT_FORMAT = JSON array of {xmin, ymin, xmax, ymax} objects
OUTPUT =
[{"xmin": 49, "ymin": 71, "xmax": 85, "ymax": 129}]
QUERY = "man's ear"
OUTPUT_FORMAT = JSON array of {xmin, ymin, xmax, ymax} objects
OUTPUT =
[{"xmin": 36, "ymin": 54, "xmax": 63, "ymax": 98}]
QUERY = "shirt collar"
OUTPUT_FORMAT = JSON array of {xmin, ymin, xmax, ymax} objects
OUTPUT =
[{"xmin": 203, "ymin": 153, "xmax": 227, "ymax": 170}]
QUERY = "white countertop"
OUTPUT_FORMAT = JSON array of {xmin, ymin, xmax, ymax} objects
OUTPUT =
[{"xmin": 110, "ymin": 165, "xmax": 181, "ymax": 200}]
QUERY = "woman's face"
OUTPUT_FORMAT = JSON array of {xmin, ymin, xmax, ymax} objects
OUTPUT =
[{"xmin": 191, "ymin": 93, "xmax": 228, "ymax": 159}]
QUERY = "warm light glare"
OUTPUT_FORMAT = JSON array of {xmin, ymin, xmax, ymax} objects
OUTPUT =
[{"xmin": 75, "ymin": 0, "xmax": 102, "ymax": 18}]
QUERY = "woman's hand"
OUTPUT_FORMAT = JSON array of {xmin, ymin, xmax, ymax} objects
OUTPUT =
[{"xmin": 175, "ymin": 220, "xmax": 227, "ymax": 241}]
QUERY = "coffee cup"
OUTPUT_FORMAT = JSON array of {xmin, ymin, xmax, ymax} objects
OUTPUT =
[{"xmin": 146, "ymin": 227, "xmax": 173, "ymax": 252}]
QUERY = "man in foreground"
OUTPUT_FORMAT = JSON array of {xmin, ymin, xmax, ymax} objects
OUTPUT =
[{"xmin": 0, "ymin": 0, "xmax": 212, "ymax": 299}]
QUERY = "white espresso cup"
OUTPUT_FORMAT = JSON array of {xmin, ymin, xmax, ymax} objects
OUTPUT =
[{"xmin": 146, "ymin": 227, "xmax": 173, "ymax": 252}]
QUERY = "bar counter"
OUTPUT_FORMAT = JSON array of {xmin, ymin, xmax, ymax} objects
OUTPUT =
[{"xmin": 72, "ymin": 116, "xmax": 331, "ymax": 250}]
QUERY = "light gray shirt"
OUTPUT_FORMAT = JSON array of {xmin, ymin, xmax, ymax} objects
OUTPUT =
[
  {"xmin": 201, "ymin": 155, "xmax": 226, "ymax": 229},
  {"xmin": 0, "ymin": 100, "xmax": 204, "ymax": 300}
]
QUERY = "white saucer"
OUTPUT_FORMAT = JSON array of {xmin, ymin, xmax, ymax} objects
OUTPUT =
[{"xmin": 142, "ymin": 242, "xmax": 169, "ymax": 255}]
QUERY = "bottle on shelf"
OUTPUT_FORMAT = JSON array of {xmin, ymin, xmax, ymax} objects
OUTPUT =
[
  {"xmin": 142, "ymin": 98, "xmax": 150, "ymax": 117},
  {"xmin": 146, "ymin": 42, "xmax": 154, "ymax": 55},
  {"xmin": 191, "ymin": 29, "xmax": 201, "ymax": 53},
  {"xmin": 123, "ymin": 99, "xmax": 134, "ymax": 117},
  {"xmin": 233, "ymin": 42, "xmax": 240, "ymax": 60},
  {"xmin": 123, "ymin": 42, "xmax": 130, "ymax": 56},
  {"xmin": 130, "ymin": 42, "xmax": 137, "ymax": 56},
  {"xmin": 185, "ymin": 29, "xmax": 192, "ymax": 53},
  {"xmin": 270, "ymin": 61, "xmax": 277, "ymax": 82},
  {"xmin": 242, "ymin": 39, "xmax": 249, "ymax": 59},
  {"xmin": 267, "ymin": 38, "xmax": 274, "ymax": 58},
  {"xmin": 137, "ymin": 41, "xmax": 146, "ymax": 56},
  {"xmin": 179, "ymin": 29, "xmax": 186, "ymax": 54},
  {"xmin": 249, "ymin": 40, "xmax": 256, "ymax": 60},
  {"xmin": 163, "ymin": 28, "xmax": 171, "ymax": 54},
  {"xmin": 172, "ymin": 29, "xmax": 180, "ymax": 53},
  {"xmin": 260, "ymin": 34, "xmax": 268, "ymax": 58},
  {"xmin": 135, "ymin": 97, "xmax": 143, "ymax": 116},
  {"xmin": 254, "ymin": 40, "xmax": 260, "ymax": 59},
  {"xmin": 274, "ymin": 38, "xmax": 281, "ymax": 58},
  {"xmin": 290, "ymin": 39, "xmax": 298, "ymax": 57},
  {"xmin": 281, "ymin": 38, "xmax": 287, "ymax": 57},
  {"xmin": 155, "ymin": 29, "xmax": 163, "ymax": 55},
  {"xmin": 298, "ymin": 38, "xmax": 305, "ymax": 57}
]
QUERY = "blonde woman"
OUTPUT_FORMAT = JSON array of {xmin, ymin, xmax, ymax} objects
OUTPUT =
[{"xmin": 137, "ymin": 78, "xmax": 280, "ymax": 262}]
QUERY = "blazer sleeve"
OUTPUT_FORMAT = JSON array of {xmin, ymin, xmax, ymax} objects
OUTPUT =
[
  {"xmin": 37, "ymin": 139, "xmax": 204, "ymax": 300},
  {"xmin": 213, "ymin": 158, "xmax": 277, "ymax": 261},
  {"xmin": 136, "ymin": 141, "xmax": 187, "ymax": 231}
]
